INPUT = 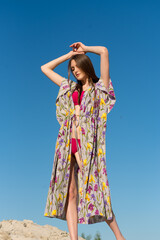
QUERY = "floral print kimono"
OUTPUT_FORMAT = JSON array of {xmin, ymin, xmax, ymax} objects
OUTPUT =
[{"xmin": 44, "ymin": 76, "xmax": 116, "ymax": 224}]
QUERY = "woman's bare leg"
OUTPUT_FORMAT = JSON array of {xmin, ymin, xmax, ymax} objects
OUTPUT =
[
  {"xmin": 65, "ymin": 154, "xmax": 78, "ymax": 240},
  {"xmin": 105, "ymin": 210, "xmax": 126, "ymax": 240},
  {"xmin": 74, "ymin": 151, "xmax": 82, "ymax": 172}
]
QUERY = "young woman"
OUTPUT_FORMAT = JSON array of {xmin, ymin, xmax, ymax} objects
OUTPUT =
[{"xmin": 41, "ymin": 42, "xmax": 126, "ymax": 240}]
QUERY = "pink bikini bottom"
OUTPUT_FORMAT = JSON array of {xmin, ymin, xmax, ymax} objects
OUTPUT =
[{"xmin": 71, "ymin": 138, "xmax": 81, "ymax": 155}]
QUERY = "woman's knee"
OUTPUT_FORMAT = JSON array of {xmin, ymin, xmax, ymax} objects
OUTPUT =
[{"xmin": 68, "ymin": 184, "xmax": 77, "ymax": 201}]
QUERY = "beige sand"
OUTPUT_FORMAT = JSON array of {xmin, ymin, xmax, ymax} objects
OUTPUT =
[{"xmin": 0, "ymin": 219, "xmax": 85, "ymax": 240}]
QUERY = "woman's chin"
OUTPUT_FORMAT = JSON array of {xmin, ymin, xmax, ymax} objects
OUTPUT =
[{"xmin": 76, "ymin": 76, "xmax": 81, "ymax": 81}]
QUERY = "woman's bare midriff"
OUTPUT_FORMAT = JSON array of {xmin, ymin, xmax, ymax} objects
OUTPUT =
[{"xmin": 71, "ymin": 105, "xmax": 81, "ymax": 140}]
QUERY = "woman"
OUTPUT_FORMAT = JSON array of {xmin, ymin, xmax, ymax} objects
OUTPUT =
[{"xmin": 41, "ymin": 42, "xmax": 126, "ymax": 240}]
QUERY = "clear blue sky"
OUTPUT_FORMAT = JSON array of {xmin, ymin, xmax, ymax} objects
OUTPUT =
[{"xmin": 0, "ymin": 0, "xmax": 160, "ymax": 239}]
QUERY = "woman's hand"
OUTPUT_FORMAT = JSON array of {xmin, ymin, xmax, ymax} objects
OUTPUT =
[
  {"xmin": 67, "ymin": 49, "xmax": 85, "ymax": 59},
  {"xmin": 69, "ymin": 42, "xmax": 88, "ymax": 54}
]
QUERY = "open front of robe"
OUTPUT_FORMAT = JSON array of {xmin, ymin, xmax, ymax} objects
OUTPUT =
[{"xmin": 44, "ymin": 77, "xmax": 116, "ymax": 224}]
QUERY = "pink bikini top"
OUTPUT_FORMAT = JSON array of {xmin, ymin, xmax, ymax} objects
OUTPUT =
[{"xmin": 72, "ymin": 90, "xmax": 85, "ymax": 105}]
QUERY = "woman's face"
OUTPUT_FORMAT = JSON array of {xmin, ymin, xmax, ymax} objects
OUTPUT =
[{"xmin": 71, "ymin": 59, "xmax": 87, "ymax": 81}]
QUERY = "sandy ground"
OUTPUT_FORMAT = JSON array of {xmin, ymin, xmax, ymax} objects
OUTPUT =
[{"xmin": 0, "ymin": 219, "xmax": 85, "ymax": 240}]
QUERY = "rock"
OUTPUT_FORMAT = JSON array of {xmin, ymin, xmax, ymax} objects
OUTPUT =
[
  {"xmin": 0, "ymin": 231, "xmax": 12, "ymax": 240},
  {"xmin": 0, "ymin": 219, "xmax": 85, "ymax": 240}
]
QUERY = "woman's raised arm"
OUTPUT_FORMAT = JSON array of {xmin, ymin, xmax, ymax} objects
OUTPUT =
[
  {"xmin": 41, "ymin": 53, "xmax": 71, "ymax": 87},
  {"xmin": 87, "ymin": 46, "xmax": 110, "ymax": 89},
  {"xmin": 41, "ymin": 49, "xmax": 84, "ymax": 86}
]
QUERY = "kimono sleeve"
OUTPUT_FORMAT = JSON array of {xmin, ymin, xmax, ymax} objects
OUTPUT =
[
  {"xmin": 56, "ymin": 77, "xmax": 71, "ymax": 102},
  {"xmin": 95, "ymin": 77, "xmax": 116, "ymax": 114},
  {"xmin": 55, "ymin": 77, "xmax": 73, "ymax": 126}
]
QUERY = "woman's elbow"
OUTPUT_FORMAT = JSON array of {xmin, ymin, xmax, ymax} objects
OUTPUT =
[
  {"xmin": 41, "ymin": 65, "xmax": 47, "ymax": 72},
  {"xmin": 102, "ymin": 47, "xmax": 108, "ymax": 54}
]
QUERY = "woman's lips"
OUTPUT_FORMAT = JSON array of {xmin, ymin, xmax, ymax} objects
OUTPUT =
[{"xmin": 76, "ymin": 73, "xmax": 80, "ymax": 77}]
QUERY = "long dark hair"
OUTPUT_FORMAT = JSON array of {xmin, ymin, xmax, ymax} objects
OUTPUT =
[{"xmin": 68, "ymin": 54, "xmax": 99, "ymax": 104}]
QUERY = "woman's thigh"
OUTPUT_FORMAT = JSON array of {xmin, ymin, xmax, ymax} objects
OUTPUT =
[
  {"xmin": 64, "ymin": 154, "xmax": 77, "ymax": 212},
  {"xmin": 68, "ymin": 154, "xmax": 77, "ymax": 198}
]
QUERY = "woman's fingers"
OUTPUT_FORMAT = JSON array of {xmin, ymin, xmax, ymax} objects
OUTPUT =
[
  {"xmin": 73, "ymin": 51, "xmax": 85, "ymax": 55},
  {"xmin": 68, "ymin": 44, "xmax": 86, "ymax": 58},
  {"xmin": 71, "ymin": 51, "xmax": 85, "ymax": 56},
  {"xmin": 70, "ymin": 42, "xmax": 81, "ymax": 47},
  {"xmin": 69, "ymin": 43, "xmax": 76, "ymax": 48},
  {"xmin": 70, "ymin": 42, "xmax": 87, "ymax": 53},
  {"xmin": 70, "ymin": 42, "xmax": 82, "ymax": 49}
]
